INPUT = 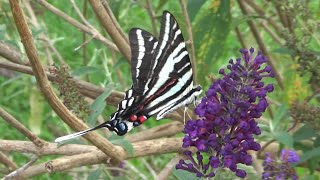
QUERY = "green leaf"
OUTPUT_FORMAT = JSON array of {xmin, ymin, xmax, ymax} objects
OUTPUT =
[
  {"xmin": 172, "ymin": 167, "xmax": 198, "ymax": 180},
  {"xmin": 274, "ymin": 131, "xmax": 294, "ymax": 147},
  {"xmin": 72, "ymin": 66, "xmax": 101, "ymax": 77},
  {"xmin": 293, "ymin": 124, "xmax": 317, "ymax": 141},
  {"xmin": 87, "ymin": 168, "xmax": 101, "ymax": 180},
  {"xmin": 299, "ymin": 146, "xmax": 320, "ymax": 163},
  {"xmin": 111, "ymin": 138, "xmax": 134, "ymax": 156},
  {"xmin": 301, "ymin": 175, "xmax": 319, "ymax": 180},
  {"xmin": 86, "ymin": 87, "xmax": 113, "ymax": 126},
  {"xmin": 272, "ymin": 47, "xmax": 295, "ymax": 56},
  {"xmin": 193, "ymin": 0, "xmax": 231, "ymax": 86},
  {"xmin": 28, "ymin": 86, "xmax": 44, "ymax": 135},
  {"xmin": 187, "ymin": 0, "xmax": 206, "ymax": 22},
  {"xmin": 270, "ymin": 105, "xmax": 287, "ymax": 132},
  {"xmin": 0, "ymin": 24, "xmax": 6, "ymax": 40}
]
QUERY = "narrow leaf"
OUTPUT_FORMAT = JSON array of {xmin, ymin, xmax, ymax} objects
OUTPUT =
[
  {"xmin": 87, "ymin": 87, "xmax": 113, "ymax": 126},
  {"xmin": 274, "ymin": 131, "xmax": 294, "ymax": 147},
  {"xmin": 172, "ymin": 168, "xmax": 198, "ymax": 180},
  {"xmin": 299, "ymin": 146, "xmax": 320, "ymax": 163},
  {"xmin": 111, "ymin": 138, "xmax": 134, "ymax": 157}
]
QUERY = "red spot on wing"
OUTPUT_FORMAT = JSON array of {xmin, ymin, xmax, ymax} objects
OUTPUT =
[
  {"xmin": 138, "ymin": 116, "xmax": 147, "ymax": 123},
  {"xmin": 130, "ymin": 114, "xmax": 137, "ymax": 121}
]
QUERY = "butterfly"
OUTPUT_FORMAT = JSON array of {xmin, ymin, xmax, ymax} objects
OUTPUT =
[{"xmin": 55, "ymin": 11, "xmax": 202, "ymax": 143}]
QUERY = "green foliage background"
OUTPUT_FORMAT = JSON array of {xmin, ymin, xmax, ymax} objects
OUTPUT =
[{"xmin": 0, "ymin": 0, "xmax": 320, "ymax": 179}]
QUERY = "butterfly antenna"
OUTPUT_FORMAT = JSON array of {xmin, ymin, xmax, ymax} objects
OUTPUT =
[{"xmin": 54, "ymin": 122, "xmax": 108, "ymax": 143}]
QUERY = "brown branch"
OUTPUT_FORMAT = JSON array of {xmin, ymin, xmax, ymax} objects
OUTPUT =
[
  {"xmin": 0, "ymin": 151, "xmax": 17, "ymax": 172},
  {"xmin": 235, "ymin": 27, "xmax": 247, "ymax": 49},
  {"xmin": 2, "ymin": 138, "xmax": 184, "ymax": 178},
  {"xmin": 100, "ymin": 0, "xmax": 129, "ymax": 43},
  {"xmin": 0, "ymin": 107, "xmax": 46, "ymax": 147},
  {"xmin": 156, "ymin": 154, "xmax": 185, "ymax": 180},
  {"xmin": 126, "ymin": 121, "xmax": 183, "ymax": 142},
  {"xmin": 4, "ymin": 155, "xmax": 39, "ymax": 180},
  {"xmin": 237, "ymin": 0, "xmax": 284, "ymax": 90},
  {"xmin": 35, "ymin": 0, "xmax": 119, "ymax": 53},
  {"xmin": 179, "ymin": 0, "xmax": 197, "ymax": 82},
  {"xmin": 244, "ymin": 0, "xmax": 282, "ymax": 36},
  {"xmin": 0, "ymin": 42, "xmax": 24, "ymax": 65},
  {"xmin": 146, "ymin": 0, "xmax": 158, "ymax": 37},
  {"xmin": 260, "ymin": 21, "xmax": 283, "ymax": 45},
  {"xmin": 88, "ymin": 0, "xmax": 131, "ymax": 61},
  {"xmin": 0, "ymin": 60, "xmax": 123, "ymax": 106},
  {"xmin": 9, "ymin": 0, "xmax": 122, "ymax": 162}
]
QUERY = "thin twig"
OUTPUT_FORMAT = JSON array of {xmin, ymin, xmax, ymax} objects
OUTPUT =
[
  {"xmin": 35, "ymin": 0, "xmax": 119, "ymax": 53},
  {"xmin": 237, "ymin": 0, "xmax": 284, "ymax": 90},
  {"xmin": 145, "ymin": 0, "xmax": 158, "ymax": 37},
  {"xmin": 126, "ymin": 161, "xmax": 148, "ymax": 180},
  {"xmin": 0, "ymin": 151, "xmax": 17, "ymax": 172},
  {"xmin": 244, "ymin": 0, "xmax": 282, "ymax": 36},
  {"xmin": 141, "ymin": 158, "xmax": 157, "ymax": 179},
  {"xmin": 0, "ymin": 107, "xmax": 46, "ymax": 147},
  {"xmin": 100, "ymin": 0, "xmax": 129, "ymax": 43},
  {"xmin": 24, "ymin": 0, "xmax": 66, "ymax": 64},
  {"xmin": 88, "ymin": 0, "xmax": 131, "ymax": 61},
  {"xmin": 9, "ymin": 0, "xmax": 122, "ymax": 162},
  {"xmin": 179, "ymin": 0, "xmax": 197, "ymax": 82},
  {"xmin": 156, "ymin": 154, "xmax": 185, "ymax": 180},
  {"xmin": 0, "ymin": 42, "xmax": 23, "ymax": 65},
  {"xmin": 235, "ymin": 27, "xmax": 247, "ymax": 49},
  {"xmin": 2, "ymin": 138, "xmax": 184, "ymax": 179},
  {"xmin": 126, "ymin": 121, "xmax": 183, "ymax": 142},
  {"xmin": 260, "ymin": 21, "xmax": 283, "ymax": 45},
  {"xmin": 4, "ymin": 155, "xmax": 39, "ymax": 180}
]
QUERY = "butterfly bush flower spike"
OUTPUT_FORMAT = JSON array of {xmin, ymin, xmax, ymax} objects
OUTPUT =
[
  {"xmin": 176, "ymin": 48, "xmax": 274, "ymax": 178},
  {"xmin": 262, "ymin": 149, "xmax": 299, "ymax": 180}
]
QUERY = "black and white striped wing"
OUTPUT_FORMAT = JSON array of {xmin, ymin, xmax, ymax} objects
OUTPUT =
[
  {"xmin": 110, "ymin": 29, "xmax": 158, "ymax": 119},
  {"xmin": 143, "ymin": 11, "xmax": 201, "ymax": 119},
  {"xmin": 129, "ymin": 28, "xmax": 158, "ymax": 95}
]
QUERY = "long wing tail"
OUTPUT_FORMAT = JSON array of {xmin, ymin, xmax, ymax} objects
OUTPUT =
[{"xmin": 54, "ymin": 123, "xmax": 108, "ymax": 143}]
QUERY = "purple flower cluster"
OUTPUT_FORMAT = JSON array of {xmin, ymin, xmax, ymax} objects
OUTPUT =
[
  {"xmin": 176, "ymin": 48, "xmax": 274, "ymax": 178},
  {"xmin": 262, "ymin": 149, "xmax": 299, "ymax": 180}
]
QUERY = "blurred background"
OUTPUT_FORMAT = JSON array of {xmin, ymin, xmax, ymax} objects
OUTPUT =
[{"xmin": 0, "ymin": 0, "xmax": 319, "ymax": 179}]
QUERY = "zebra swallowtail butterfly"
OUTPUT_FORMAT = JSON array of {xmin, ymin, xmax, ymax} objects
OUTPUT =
[{"xmin": 55, "ymin": 11, "xmax": 202, "ymax": 143}]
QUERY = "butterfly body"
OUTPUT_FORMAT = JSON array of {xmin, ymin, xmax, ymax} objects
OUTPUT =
[{"xmin": 54, "ymin": 11, "xmax": 202, "ymax": 142}]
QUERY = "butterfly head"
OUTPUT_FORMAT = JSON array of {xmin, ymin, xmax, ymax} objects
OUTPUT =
[{"xmin": 106, "ymin": 119, "xmax": 131, "ymax": 136}]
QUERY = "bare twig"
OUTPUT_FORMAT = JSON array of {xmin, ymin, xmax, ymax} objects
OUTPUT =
[
  {"xmin": 125, "ymin": 161, "xmax": 148, "ymax": 180},
  {"xmin": 244, "ymin": 0, "xmax": 282, "ymax": 35},
  {"xmin": 4, "ymin": 155, "xmax": 39, "ymax": 180},
  {"xmin": 237, "ymin": 0, "xmax": 284, "ymax": 90},
  {"xmin": 156, "ymin": 154, "xmax": 185, "ymax": 180},
  {"xmin": 0, "ymin": 60, "xmax": 123, "ymax": 108},
  {"xmin": 35, "ymin": 0, "xmax": 119, "ymax": 53},
  {"xmin": 145, "ymin": 0, "xmax": 158, "ymax": 37},
  {"xmin": 0, "ymin": 107, "xmax": 46, "ymax": 147},
  {"xmin": 2, "ymin": 138, "xmax": 184, "ymax": 178},
  {"xmin": 179, "ymin": 0, "xmax": 197, "ymax": 82},
  {"xmin": 9, "ymin": 0, "xmax": 122, "ymax": 162},
  {"xmin": 235, "ymin": 27, "xmax": 247, "ymax": 49},
  {"xmin": 126, "ymin": 121, "xmax": 183, "ymax": 142},
  {"xmin": 24, "ymin": 0, "xmax": 66, "ymax": 64},
  {"xmin": 0, "ymin": 151, "xmax": 17, "ymax": 172},
  {"xmin": 88, "ymin": 0, "xmax": 131, "ymax": 61},
  {"xmin": 0, "ymin": 42, "xmax": 23, "ymax": 65},
  {"xmin": 141, "ymin": 158, "xmax": 157, "ymax": 179},
  {"xmin": 100, "ymin": 0, "xmax": 129, "ymax": 43},
  {"xmin": 260, "ymin": 21, "xmax": 283, "ymax": 45}
]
